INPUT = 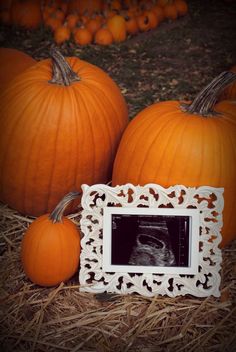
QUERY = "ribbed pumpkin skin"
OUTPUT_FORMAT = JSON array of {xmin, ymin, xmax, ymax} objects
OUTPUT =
[
  {"xmin": 215, "ymin": 99, "xmax": 236, "ymax": 116},
  {"xmin": 0, "ymin": 57, "xmax": 128, "ymax": 216},
  {"xmin": 0, "ymin": 47, "xmax": 36, "ymax": 91},
  {"xmin": 21, "ymin": 215, "xmax": 81, "ymax": 286},
  {"xmin": 112, "ymin": 101, "xmax": 236, "ymax": 247},
  {"xmin": 219, "ymin": 65, "xmax": 236, "ymax": 101},
  {"xmin": 107, "ymin": 15, "xmax": 127, "ymax": 42}
]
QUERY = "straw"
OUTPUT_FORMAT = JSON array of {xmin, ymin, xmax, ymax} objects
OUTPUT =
[{"xmin": 0, "ymin": 202, "xmax": 235, "ymax": 352}]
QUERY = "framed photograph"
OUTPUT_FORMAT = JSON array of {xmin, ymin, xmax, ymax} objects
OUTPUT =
[
  {"xmin": 79, "ymin": 183, "xmax": 223, "ymax": 297},
  {"xmin": 103, "ymin": 207, "xmax": 199, "ymax": 275}
]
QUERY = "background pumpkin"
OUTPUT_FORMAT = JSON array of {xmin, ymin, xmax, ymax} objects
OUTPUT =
[
  {"xmin": 10, "ymin": 0, "xmax": 42, "ymax": 29},
  {"xmin": 67, "ymin": 0, "xmax": 103, "ymax": 15},
  {"xmin": 94, "ymin": 27, "xmax": 113, "ymax": 46},
  {"xmin": 73, "ymin": 26, "xmax": 93, "ymax": 45},
  {"xmin": 107, "ymin": 15, "xmax": 127, "ymax": 42},
  {"xmin": 112, "ymin": 72, "xmax": 236, "ymax": 248},
  {"xmin": 0, "ymin": 49, "xmax": 128, "ymax": 216},
  {"xmin": 0, "ymin": 47, "xmax": 36, "ymax": 91},
  {"xmin": 21, "ymin": 191, "xmax": 81, "ymax": 287},
  {"xmin": 53, "ymin": 22, "xmax": 71, "ymax": 44},
  {"xmin": 218, "ymin": 65, "xmax": 236, "ymax": 101}
]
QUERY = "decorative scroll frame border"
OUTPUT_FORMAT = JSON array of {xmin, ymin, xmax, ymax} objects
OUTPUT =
[{"xmin": 79, "ymin": 183, "xmax": 224, "ymax": 297}]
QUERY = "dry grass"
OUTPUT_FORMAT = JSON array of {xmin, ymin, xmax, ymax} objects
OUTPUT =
[{"xmin": 0, "ymin": 203, "xmax": 236, "ymax": 352}]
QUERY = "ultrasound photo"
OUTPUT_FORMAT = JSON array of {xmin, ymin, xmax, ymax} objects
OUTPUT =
[{"xmin": 111, "ymin": 214, "xmax": 190, "ymax": 268}]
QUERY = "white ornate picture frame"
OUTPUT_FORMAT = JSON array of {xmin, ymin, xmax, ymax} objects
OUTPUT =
[{"xmin": 79, "ymin": 183, "xmax": 223, "ymax": 297}]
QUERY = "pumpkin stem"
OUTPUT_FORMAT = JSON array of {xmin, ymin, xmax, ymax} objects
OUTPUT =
[
  {"xmin": 49, "ymin": 48, "xmax": 80, "ymax": 86},
  {"xmin": 181, "ymin": 71, "xmax": 236, "ymax": 116},
  {"xmin": 49, "ymin": 191, "xmax": 81, "ymax": 223}
]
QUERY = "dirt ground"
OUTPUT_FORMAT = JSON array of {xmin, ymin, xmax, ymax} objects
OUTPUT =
[{"xmin": 0, "ymin": 0, "xmax": 235, "ymax": 118}]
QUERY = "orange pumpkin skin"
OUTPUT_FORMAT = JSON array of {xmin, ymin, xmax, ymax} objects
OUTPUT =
[
  {"xmin": 10, "ymin": 0, "xmax": 42, "ymax": 29},
  {"xmin": 21, "ymin": 215, "xmax": 80, "ymax": 286},
  {"xmin": 0, "ymin": 48, "xmax": 36, "ymax": 91},
  {"xmin": 174, "ymin": 0, "xmax": 188, "ymax": 17},
  {"xmin": 125, "ymin": 15, "xmax": 139, "ymax": 36},
  {"xmin": 163, "ymin": 3, "xmax": 178, "ymax": 20},
  {"xmin": 215, "ymin": 99, "xmax": 236, "ymax": 116},
  {"xmin": 68, "ymin": 0, "xmax": 102, "ymax": 15},
  {"xmin": 73, "ymin": 27, "xmax": 93, "ymax": 45},
  {"xmin": 85, "ymin": 18, "xmax": 102, "ymax": 35},
  {"xmin": 219, "ymin": 65, "xmax": 236, "ymax": 101},
  {"xmin": 112, "ymin": 98, "xmax": 236, "ymax": 248},
  {"xmin": 65, "ymin": 13, "xmax": 79, "ymax": 30},
  {"xmin": 0, "ymin": 53, "xmax": 128, "ymax": 216},
  {"xmin": 54, "ymin": 23, "xmax": 71, "ymax": 44},
  {"xmin": 152, "ymin": 5, "xmax": 165, "ymax": 23},
  {"xmin": 94, "ymin": 27, "xmax": 113, "ymax": 45},
  {"xmin": 107, "ymin": 15, "xmax": 127, "ymax": 42}
]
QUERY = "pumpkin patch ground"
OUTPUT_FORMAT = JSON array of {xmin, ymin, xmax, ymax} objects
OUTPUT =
[{"xmin": 0, "ymin": 0, "xmax": 236, "ymax": 351}]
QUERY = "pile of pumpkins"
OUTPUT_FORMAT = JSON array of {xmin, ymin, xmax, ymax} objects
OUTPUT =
[
  {"xmin": 0, "ymin": 0, "xmax": 188, "ymax": 45},
  {"xmin": 0, "ymin": 46, "xmax": 235, "ymax": 287}
]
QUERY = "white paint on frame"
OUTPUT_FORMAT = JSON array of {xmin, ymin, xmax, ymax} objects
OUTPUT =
[{"xmin": 79, "ymin": 183, "xmax": 223, "ymax": 297}]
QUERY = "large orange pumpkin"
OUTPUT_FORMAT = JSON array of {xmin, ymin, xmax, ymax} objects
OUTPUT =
[
  {"xmin": 21, "ymin": 191, "xmax": 81, "ymax": 287},
  {"xmin": 0, "ymin": 47, "xmax": 36, "ymax": 91},
  {"xmin": 0, "ymin": 49, "xmax": 128, "ymax": 216},
  {"xmin": 112, "ymin": 72, "xmax": 236, "ymax": 247}
]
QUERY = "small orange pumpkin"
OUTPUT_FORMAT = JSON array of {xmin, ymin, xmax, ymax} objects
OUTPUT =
[
  {"xmin": 54, "ymin": 23, "xmax": 71, "ymax": 44},
  {"xmin": 66, "ymin": 13, "xmax": 79, "ymax": 30},
  {"xmin": 152, "ymin": 5, "xmax": 165, "ymax": 22},
  {"xmin": 163, "ymin": 2, "xmax": 178, "ymax": 20},
  {"xmin": 21, "ymin": 191, "xmax": 81, "ymax": 287},
  {"xmin": 44, "ymin": 12, "xmax": 63, "ymax": 31},
  {"xmin": 110, "ymin": 0, "xmax": 122, "ymax": 11},
  {"xmin": 143, "ymin": 10, "xmax": 159, "ymax": 30},
  {"xmin": 174, "ymin": 0, "xmax": 188, "ymax": 16},
  {"xmin": 85, "ymin": 17, "xmax": 102, "ymax": 35},
  {"xmin": 136, "ymin": 14, "xmax": 151, "ymax": 32},
  {"xmin": 73, "ymin": 26, "xmax": 93, "ymax": 45},
  {"xmin": 125, "ymin": 15, "xmax": 139, "ymax": 35},
  {"xmin": 112, "ymin": 72, "xmax": 236, "ymax": 248},
  {"xmin": 52, "ymin": 8, "xmax": 65, "ymax": 22},
  {"xmin": 94, "ymin": 27, "xmax": 113, "ymax": 45},
  {"xmin": 106, "ymin": 14, "xmax": 127, "ymax": 42}
]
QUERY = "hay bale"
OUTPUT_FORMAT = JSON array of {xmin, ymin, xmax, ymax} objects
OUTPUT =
[{"xmin": 0, "ymin": 203, "xmax": 235, "ymax": 351}]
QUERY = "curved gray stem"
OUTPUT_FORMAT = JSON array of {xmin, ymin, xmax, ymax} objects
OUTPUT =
[
  {"xmin": 49, "ymin": 48, "xmax": 80, "ymax": 86},
  {"xmin": 181, "ymin": 71, "xmax": 236, "ymax": 116},
  {"xmin": 49, "ymin": 191, "xmax": 81, "ymax": 223}
]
